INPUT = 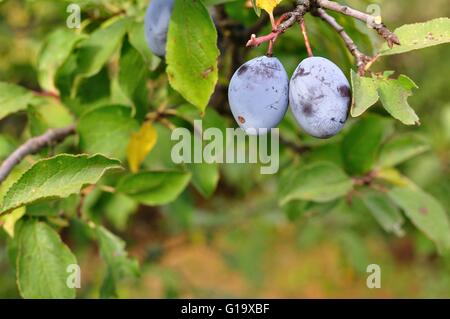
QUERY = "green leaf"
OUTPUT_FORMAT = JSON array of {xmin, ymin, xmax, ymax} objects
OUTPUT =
[
  {"xmin": 380, "ymin": 17, "xmax": 450, "ymax": 56},
  {"xmin": 362, "ymin": 191, "xmax": 404, "ymax": 236},
  {"xmin": 377, "ymin": 75, "xmax": 420, "ymax": 125},
  {"xmin": 176, "ymin": 105, "xmax": 225, "ymax": 198},
  {"xmin": 378, "ymin": 133, "xmax": 430, "ymax": 167},
  {"xmin": 166, "ymin": 0, "xmax": 219, "ymax": 113},
  {"xmin": 279, "ymin": 162, "xmax": 353, "ymax": 205},
  {"xmin": 96, "ymin": 225, "xmax": 139, "ymax": 298},
  {"xmin": 350, "ymin": 70, "xmax": 379, "ymax": 117},
  {"xmin": 188, "ymin": 162, "xmax": 219, "ymax": 198},
  {"xmin": 0, "ymin": 163, "xmax": 30, "ymax": 207},
  {"xmin": 342, "ymin": 115, "xmax": 391, "ymax": 175},
  {"xmin": 104, "ymin": 193, "xmax": 138, "ymax": 231},
  {"xmin": 119, "ymin": 37, "xmax": 148, "ymax": 120},
  {"xmin": 0, "ymin": 207, "xmax": 26, "ymax": 237},
  {"xmin": 17, "ymin": 219, "xmax": 77, "ymax": 299},
  {"xmin": 74, "ymin": 73, "xmax": 112, "ymax": 116},
  {"xmin": 117, "ymin": 171, "xmax": 191, "ymax": 206},
  {"xmin": 76, "ymin": 18, "xmax": 131, "ymax": 78},
  {"xmin": 383, "ymin": 70, "xmax": 395, "ymax": 78},
  {"xmin": 0, "ymin": 154, "xmax": 122, "ymax": 215},
  {"xmin": 169, "ymin": 106, "xmax": 224, "ymax": 198},
  {"xmin": 78, "ymin": 105, "xmax": 139, "ymax": 160},
  {"xmin": 351, "ymin": 71, "xmax": 420, "ymax": 124},
  {"xmin": 37, "ymin": 29, "xmax": 85, "ymax": 91},
  {"xmin": 0, "ymin": 135, "xmax": 16, "ymax": 161},
  {"xmin": 0, "ymin": 82, "xmax": 35, "ymax": 120},
  {"xmin": 27, "ymin": 99, "xmax": 74, "ymax": 136},
  {"xmin": 337, "ymin": 231, "xmax": 370, "ymax": 274},
  {"xmin": 388, "ymin": 187, "xmax": 450, "ymax": 253},
  {"xmin": 127, "ymin": 21, "xmax": 154, "ymax": 64},
  {"xmin": 281, "ymin": 200, "xmax": 309, "ymax": 221}
]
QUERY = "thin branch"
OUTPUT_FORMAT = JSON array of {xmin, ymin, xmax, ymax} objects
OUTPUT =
[
  {"xmin": 246, "ymin": 30, "xmax": 280, "ymax": 48},
  {"xmin": 246, "ymin": 2, "xmax": 310, "ymax": 48},
  {"xmin": 246, "ymin": 13, "xmax": 296, "ymax": 47},
  {"xmin": 215, "ymin": 5, "xmax": 289, "ymax": 46},
  {"xmin": 316, "ymin": 0, "xmax": 400, "ymax": 48},
  {"xmin": 299, "ymin": 19, "xmax": 314, "ymax": 57},
  {"xmin": 315, "ymin": 8, "xmax": 371, "ymax": 74},
  {"xmin": 0, "ymin": 125, "xmax": 76, "ymax": 185},
  {"xmin": 246, "ymin": 6, "xmax": 295, "ymax": 38},
  {"xmin": 245, "ymin": 0, "xmax": 399, "ymax": 56}
]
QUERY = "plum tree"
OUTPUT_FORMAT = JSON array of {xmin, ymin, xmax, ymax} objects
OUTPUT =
[
  {"xmin": 144, "ymin": 0, "xmax": 174, "ymax": 57},
  {"xmin": 289, "ymin": 57, "xmax": 351, "ymax": 139},
  {"xmin": 228, "ymin": 56, "xmax": 289, "ymax": 135}
]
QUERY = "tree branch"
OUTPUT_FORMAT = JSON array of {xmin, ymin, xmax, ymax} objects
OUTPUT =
[
  {"xmin": 246, "ymin": 0, "xmax": 399, "ymax": 55},
  {"xmin": 316, "ymin": 0, "xmax": 400, "ymax": 47},
  {"xmin": 314, "ymin": 8, "xmax": 372, "ymax": 74},
  {"xmin": 0, "ymin": 125, "xmax": 76, "ymax": 184},
  {"xmin": 246, "ymin": 13, "xmax": 297, "ymax": 48},
  {"xmin": 246, "ymin": 1, "xmax": 311, "ymax": 48}
]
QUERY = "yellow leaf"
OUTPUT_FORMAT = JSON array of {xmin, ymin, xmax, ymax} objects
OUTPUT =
[
  {"xmin": 377, "ymin": 168, "xmax": 416, "ymax": 188},
  {"xmin": 0, "ymin": 207, "xmax": 25, "ymax": 237},
  {"xmin": 127, "ymin": 121, "xmax": 158, "ymax": 173},
  {"xmin": 255, "ymin": 0, "xmax": 283, "ymax": 14}
]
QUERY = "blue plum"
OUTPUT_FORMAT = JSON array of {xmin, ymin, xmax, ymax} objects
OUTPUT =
[
  {"xmin": 144, "ymin": 0, "xmax": 174, "ymax": 57},
  {"xmin": 228, "ymin": 56, "xmax": 289, "ymax": 135},
  {"xmin": 289, "ymin": 57, "xmax": 351, "ymax": 139}
]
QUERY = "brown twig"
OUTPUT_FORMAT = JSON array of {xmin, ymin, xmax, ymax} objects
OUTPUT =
[
  {"xmin": 246, "ymin": 13, "xmax": 295, "ymax": 48},
  {"xmin": 76, "ymin": 184, "xmax": 95, "ymax": 218},
  {"xmin": 246, "ymin": 2, "xmax": 310, "ymax": 48},
  {"xmin": 246, "ymin": 0, "xmax": 399, "ymax": 60},
  {"xmin": 316, "ymin": 0, "xmax": 400, "ymax": 47},
  {"xmin": 352, "ymin": 170, "xmax": 378, "ymax": 186},
  {"xmin": 0, "ymin": 125, "xmax": 76, "ymax": 185},
  {"xmin": 314, "ymin": 8, "xmax": 372, "ymax": 74},
  {"xmin": 246, "ymin": 30, "xmax": 281, "ymax": 48}
]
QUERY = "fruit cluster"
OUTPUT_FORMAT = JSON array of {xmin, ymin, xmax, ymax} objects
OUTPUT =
[
  {"xmin": 229, "ymin": 55, "xmax": 351, "ymax": 138},
  {"xmin": 144, "ymin": 0, "xmax": 351, "ymax": 139}
]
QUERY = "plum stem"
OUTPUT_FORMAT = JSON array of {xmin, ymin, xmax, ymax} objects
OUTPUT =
[
  {"xmin": 299, "ymin": 19, "xmax": 314, "ymax": 57},
  {"xmin": 267, "ymin": 39, "xmax": 275, "ymax": 56}
]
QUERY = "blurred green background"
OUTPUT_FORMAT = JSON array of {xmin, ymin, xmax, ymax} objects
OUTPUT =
[{"xmin": 0, "ymin": 0, "xmax": 449, "ymax": 298}]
